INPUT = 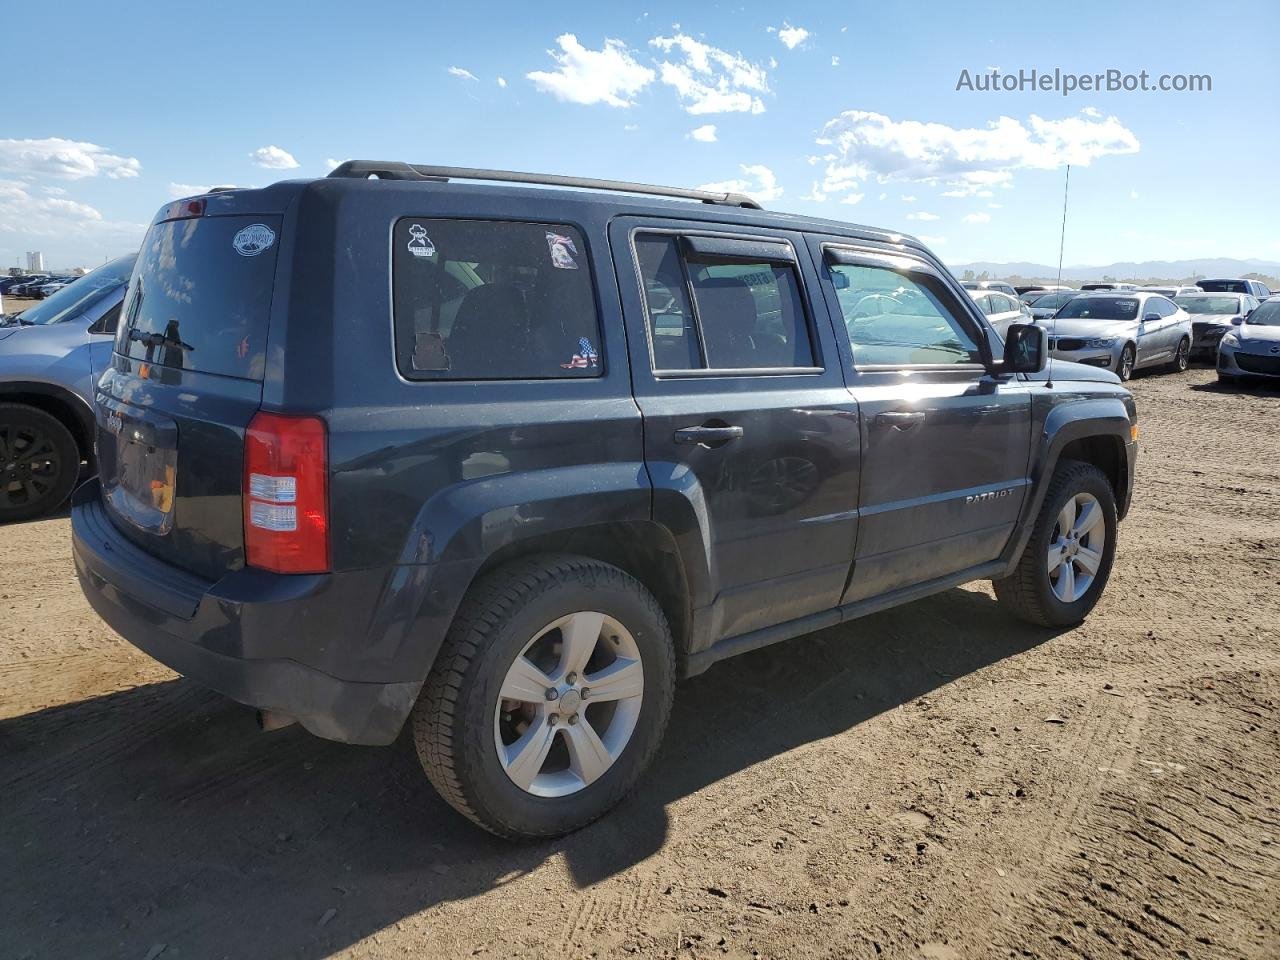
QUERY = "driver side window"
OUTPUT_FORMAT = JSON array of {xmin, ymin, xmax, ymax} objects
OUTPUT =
[{"xmin": 827, "ymin": 261, "xmax": 983, "ymax": 367}]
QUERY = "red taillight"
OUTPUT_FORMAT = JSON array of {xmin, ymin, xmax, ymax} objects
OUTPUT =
[{"xmin": 244, "ymin": 412, "xmax": 329, "ymax": 574}]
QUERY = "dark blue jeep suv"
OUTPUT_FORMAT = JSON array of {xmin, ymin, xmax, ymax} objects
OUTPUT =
[{"xmin": 72, "ymin": 164, "xmax": 1137, "ymax": 838}]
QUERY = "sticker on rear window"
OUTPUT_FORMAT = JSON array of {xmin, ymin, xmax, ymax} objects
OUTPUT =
[
  {"xmin": 560, "ymin": 336, "xmax": 599, "ymax": 369},
  {"xmin": 232, "ymin": 223, "xmax": 276, "ymax": 257},
  {"xmin": 546, "ymin": 231, "xmax": 579, "ymax": 270},
  {"xmin": 406, "ymin": 224, "xmax": 436, "ymax": 259}
]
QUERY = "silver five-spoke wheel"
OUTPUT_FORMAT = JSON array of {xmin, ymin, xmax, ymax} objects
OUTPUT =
[
  {"xmin": 495, "ymin": 611, "xmax": 644, "ymax": 798},
  {"xmin": 1047, "ymin": 492, "xmax": 1105, "ymax": 603}
]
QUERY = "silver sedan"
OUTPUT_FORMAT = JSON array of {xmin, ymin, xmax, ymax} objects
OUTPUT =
[{"xmin": 1041, "ymin": 291, "xmax": 1192, "ymax": 381}]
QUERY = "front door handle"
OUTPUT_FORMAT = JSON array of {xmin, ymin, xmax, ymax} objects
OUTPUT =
[
  {"xmin": 875, "ymin": 411, "xmax": 926, "ymax": 430},
  {"xmin": 674, "ymin": 424, "xmax": 744, "ymax": 446}
]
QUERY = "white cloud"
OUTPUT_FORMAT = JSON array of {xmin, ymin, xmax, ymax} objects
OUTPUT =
[
  {"xmin": 1130, "ymin": 189, "xmax": 1139, "ymax": 199},
  {"xmin": 987, "ymin": 202, "xmax": 1002, "ymax": 209},
  {"xmin": 813, "ymin": 108, "xmax": 1139, "ymax": 199},
  {"xmin": 771, "ymin": 22, "xmax": 810, "ymax": 49},
  {"xmin": 651, "ymin": 34, "xmax": 769, "ymax": 114},
  {"xmin": 906, "ymin": 211, "xmax": 940, "ymax": 221},
  {"xmin": 698, "ymin": 164, "xmax": 783, "ymax": 203},
  {"xmin": 838, "ymin": 192, "xmax": 865, "ymax": 205},
  {"xmin": 250, "ymin": 145, "xmax": 300, "ymax": 170},
  {"xmin": 1083, "ymin": 106, "xmax": 1102, "ymax": 118},
  {"xmin": 325, "ymin": 158, "xmax": 350, "ymax": 171},
  {"xmin": 527, "ymin": 34, "xmax": 655, "ymax": 107},
  {"xmin": 900, "ymin": 194, "xmax": 917, "ymax": 202},
  {"xmin": 962, "ymin": 212, "xmax": 992, "ymax": 224},
  {"xmin": 447, "ymin": 66, "xmax": 479, "ymax": 82},
  {"xmin": 623, "ymin": 124, "xmax": 639, "ymax": 132},
  {"xmin": 497, "ymin": 76, "xmax": 508, "ymax": 88},
  {"xmin": 168, "ymin": 182, "xmax": 210, "ymax": 199},
  {"xmin": 0, "ymin": 179, "xmax": 145, "ymax": 256},
  {"xmin": 831, "ymin": 56, "xmax": 840, "ymax": 67},
  {"xmin": 690, "ymin": 124, "xmax": 718, "ymax": 143},
  {"xmin": 0, "ymin": 137, "xmax": 141, "ymax": 180}
]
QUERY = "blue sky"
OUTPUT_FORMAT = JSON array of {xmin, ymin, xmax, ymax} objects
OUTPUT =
[{"xmin": 3, "ymin": 0, "xmax": 1276, "ymax": 270}]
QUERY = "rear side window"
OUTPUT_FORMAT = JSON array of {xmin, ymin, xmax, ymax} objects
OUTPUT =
[
  {"xmin": 118, "ymin": 216, "xmax": 280, "ymax": 380},
  {"xmin": 392, "ymin": 219, "xmax": 602, "ymax": 380},
  {"xmin": 634, "ymin": 234, "xmax": 815, "ymax": 371}
]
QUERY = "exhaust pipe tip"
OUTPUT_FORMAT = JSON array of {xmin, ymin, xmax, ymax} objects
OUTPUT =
[{"xmin": 257, "ymin": 709, "xmax": 297, "ymax": 732}]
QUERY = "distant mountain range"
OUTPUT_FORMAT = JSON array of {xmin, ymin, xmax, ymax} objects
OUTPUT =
[{"xmin": 945, "ymin": 258, "xmax": 1280, "ymax": 283}]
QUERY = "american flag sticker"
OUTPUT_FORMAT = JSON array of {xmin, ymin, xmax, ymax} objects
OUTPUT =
[{"xmin": 560, "ymin": 336, "xmax": 600, "ymax": 369}]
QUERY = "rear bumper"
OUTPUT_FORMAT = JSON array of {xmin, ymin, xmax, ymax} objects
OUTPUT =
[{"xmin": 71, "ymin": 480, "xmax": 421, "ymax": 745}]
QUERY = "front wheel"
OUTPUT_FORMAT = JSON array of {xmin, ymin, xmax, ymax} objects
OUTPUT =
[
  {"xmin": 1168, "ymin": 337, "xmax": 1190, "ymax": 373},
  {"xmin": 1117, "ymin": 345, "xmax": 1136, "ymax": 381},
  {"xmin": 994, "ymin": 460, "xmax": 1118, "ymax": 628},
  {"xmin": 412, "ymin": 555, "xmax": 675, "ymax": 838}
]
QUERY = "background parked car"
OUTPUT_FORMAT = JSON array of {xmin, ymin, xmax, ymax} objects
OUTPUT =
[
  {"xmin": 35, "ymin": 278, "xmax": 75, "ymax": 299},
  {"xmin": 0, "ymin": 254, "xmax": 136, "ymax": 521},
  {"xmin": 1046, "ymin": 291, "xmax": 1191, "ymax": 380},
  {"xmin": 1217, "ymin": 297, "xmax": 1280, "ymax": 383},
  {"xmin": 970, "ymin": 290, "xmax": 1030, "ymax": 337},
  {"xmin": 1173, "ymin": 291, "xmax": 1258, "ymax": 359},
  {"xmin": 961, "ymin": 279, "xmax": 1018, "ymax": 297},
  {"xmin": 1080, "ymin": 282, "xmax": 1139, "ymax": 291},
  {"xmin": 1026, "ymin": 289, "xmax": 1080, "ymax": 319},
  {"xmin": 1196, "ymin": 277, "xmax": 1272, "ymax": 298},
  {"xmin": 1140, "ymin": 285, "xmax": 1200, "ymax": 297}
]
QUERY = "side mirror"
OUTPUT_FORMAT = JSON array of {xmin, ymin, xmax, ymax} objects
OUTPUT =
[
  {"xmin": 1232, "ymin": 316, "xmax": 1244, "ymax": 325},
  {"xmin": 1144, "ymin": 313, "xmax": 1160, "ymax": 323},
  {"xmin": 1001, "ymin": 322, "xmax": 1047, "ymax": 374}
]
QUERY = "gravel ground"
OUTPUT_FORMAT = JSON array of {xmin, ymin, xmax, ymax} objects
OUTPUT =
[{"xmin": 2, "ymin": 366, "xmax": 1277, "ymax": 960}]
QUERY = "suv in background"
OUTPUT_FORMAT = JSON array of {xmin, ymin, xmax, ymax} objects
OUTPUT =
[
  {"xmin": 961, "ymin": 279, "xmax": 1018, "ymax": 297},
  {"xmin": 1196, "ymin": 277, "xmax": 1272, "ymax": 299},
  {"xmin": 72, "ymin": 165, "xmax": 1137, "ymax": 838},
  {"xmin": 0, "ymin": 255, "xmax": 135, "ymax": 521}
]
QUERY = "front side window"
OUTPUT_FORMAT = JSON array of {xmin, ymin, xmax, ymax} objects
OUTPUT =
[
  {"xmin": 392, "ymin": 219, "xmax": 602, "ymax": 380},
  {"xmin": 634, "ymin": 234, "xmax": 815, "ymax": 371},
  {"xmin": 827, "ymin": 260, "xmax": 983, "ymax": 367}
]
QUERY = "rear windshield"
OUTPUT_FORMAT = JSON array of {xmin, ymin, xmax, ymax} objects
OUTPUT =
[
  {"xmin": 116, "ymin": 215, "xmax": 280, "ymax": 380},
  {"xmin": 1174, "ymin": 296, "xmax": 1241, "ymax": 314},
  {"xmin": 1056, "ymin": 296, "xmax": 1139, "ymax": 321},
  {"xmin": 391, "ymin": 218, "xmax": 602, "ymax": 380},
  {"xmin": 1197, "ymin": 280, "xmax": 1247, "ymax": 293}
]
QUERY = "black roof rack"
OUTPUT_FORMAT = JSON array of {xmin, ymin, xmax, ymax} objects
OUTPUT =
[{"xmin": 326, "ymin": 161, "xmax": 762, "ymax": 210}]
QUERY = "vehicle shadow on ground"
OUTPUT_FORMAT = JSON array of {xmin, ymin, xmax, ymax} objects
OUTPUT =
[{"xmin": 2, "ymin": 587, "xmax": 1060, "ymax": 958}]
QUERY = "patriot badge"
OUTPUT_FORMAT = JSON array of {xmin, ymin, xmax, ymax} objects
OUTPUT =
[{"xmin": 561, "ymin": 337, "xmax": 600, "ymax": 369}]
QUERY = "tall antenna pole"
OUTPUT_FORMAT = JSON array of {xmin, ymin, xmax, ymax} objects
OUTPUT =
[
  {"xmin": 1056, "ymin": 164, "xmax": 1071, "ymax": 288},
  {"xmin": 1047, "ymin": 164, "xmax": 1070, "ymax": 389}
]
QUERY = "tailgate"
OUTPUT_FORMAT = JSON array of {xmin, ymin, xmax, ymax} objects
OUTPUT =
[{"xmin": 96, "ymin": 212, "xmax": 282, "ymax": 582}]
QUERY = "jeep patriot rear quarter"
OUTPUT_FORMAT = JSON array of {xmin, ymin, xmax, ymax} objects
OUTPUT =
[{"xmin": 72, "ymin": 164, "xmax": 1137, "ymax": 837}]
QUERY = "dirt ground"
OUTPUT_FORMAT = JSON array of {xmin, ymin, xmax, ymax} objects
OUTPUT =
[{"xmin": 2, "ymin": 366, "xmax": 1277, "ymax": 960}]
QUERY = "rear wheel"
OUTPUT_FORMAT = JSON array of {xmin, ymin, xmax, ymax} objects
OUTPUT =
[
  {"xmin": 412, "ymin": 555, "xmax": 675, "ymax": 838},
  {"xmin": 994, "ymin": 460, "xmax": 1118, "ymax": 628},
  {"xmin": 1117, "ymin": 345, "xmax": 1136, "ymax": 381},
  {"xmin": 0, "ymin": 403, "xmax": 79, "ymax": 523},
  {"xmin": 1168, "ymin": 337, "xmax": 1190, "ymax": 373}
]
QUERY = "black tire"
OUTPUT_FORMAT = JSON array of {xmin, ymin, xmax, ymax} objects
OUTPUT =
[
  {"xmin": 1117, "ymin": 345, "xmax": 1135, "ymax": 381},
  {"xmin": 1168, "ymin": 337, "xmax": 1190, "ymax": 373},
  {"xmin": 0, "ymin": 403, "xmax": 80, "ymax": 523},
  {"xmin": 993, "ymin": 460, "xmax": 1118, "ymax": 628},
  {"xmin": 412, "ymin": 554, "xmax": 676, "ymax": 839}
]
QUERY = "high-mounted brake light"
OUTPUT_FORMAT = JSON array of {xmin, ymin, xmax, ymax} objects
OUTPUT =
[
  {"xmin": 159, "ymin": 197, "xmax": 207, "ymax": 222},
  {"xmin": 244, "ymin": 412, "xmax": 329, "ymax": 574}
]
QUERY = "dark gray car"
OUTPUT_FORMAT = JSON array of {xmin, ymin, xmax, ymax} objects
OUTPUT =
[
  {"xmin": 71, "ymin": 165, "xmax": 1137, "ymax": 838},
  {"xmin": 0, "ymin": 255, "xmax": 134, "ymax": 521}
]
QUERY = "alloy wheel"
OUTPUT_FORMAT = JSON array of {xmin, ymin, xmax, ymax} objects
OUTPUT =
[
  {"xmin": 1047, "ymin": 492, "xmax": 1106, "ymax": 603},
  {"xmin": 1118, "ymin": 347, "xmax": 1135, "ymax": 381},
  {"xmin": 0, "ymin": 422, "xmax": 63, "ymax": 511},
  {"xmin": 494, "ymin": 611, "xmax": 644, "ymax": 797}
]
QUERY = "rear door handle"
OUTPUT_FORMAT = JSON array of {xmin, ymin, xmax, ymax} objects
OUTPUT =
[
  {"xmin": 875, "ymin": 411, "xmax": 926, "ymax": 430},
  {"xmin": 674, "ymin": 424, "xmax": 744, "ymax": 445}
]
